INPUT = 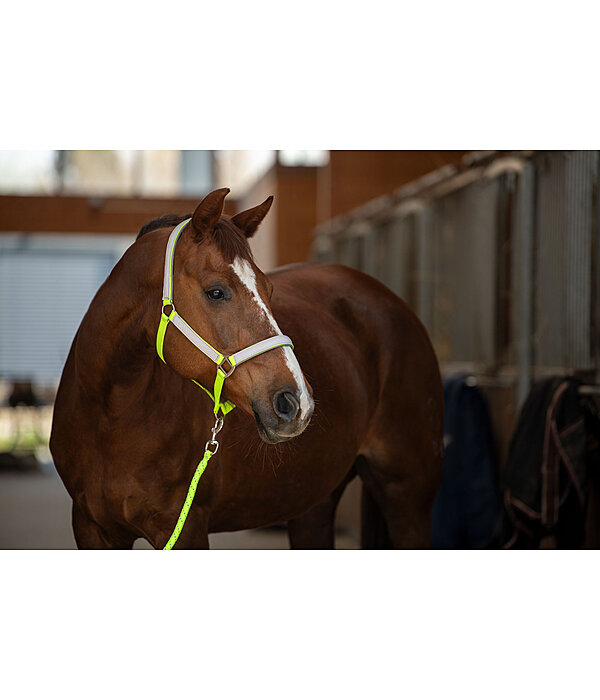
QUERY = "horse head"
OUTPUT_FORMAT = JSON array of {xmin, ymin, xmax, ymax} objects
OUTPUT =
[{"xmin": 159, "ymin": 188, "xmax": 314, "ymax": 443}]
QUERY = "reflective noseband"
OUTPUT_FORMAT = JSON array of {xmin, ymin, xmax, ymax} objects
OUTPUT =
[{"xmin": 155, "ymin": 218, "xmax": 294, "ymax": 416}]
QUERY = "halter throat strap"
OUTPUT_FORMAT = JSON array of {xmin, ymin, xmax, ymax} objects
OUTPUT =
[{"xmin": 156, "ymin": 218, "xmax": 294, "ymax": 415}]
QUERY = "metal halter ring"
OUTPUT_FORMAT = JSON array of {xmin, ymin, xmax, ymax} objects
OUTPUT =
[
  {"xmin": 162, "ymin": 299, "xmax": 175, "ymax": 315},
  {"xmin": 217, "ymin": 357, "xmax": 236, "ymax": 378}
]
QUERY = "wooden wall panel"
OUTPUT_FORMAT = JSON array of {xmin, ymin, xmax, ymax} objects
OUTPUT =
[
  {"xmin": 276, "ymin": 166, "xmax": 318, "ymax": 266},
  {"xmin": 320, "ymin": 150, "xmax": 469, "ymax": 222},
  {"xmin": 236, "ymin": 164, "xmax": 319, "ymax": 269},
  {"xmin": 0, "ymin": 194, "xmax": 238, "ymax": 235}
]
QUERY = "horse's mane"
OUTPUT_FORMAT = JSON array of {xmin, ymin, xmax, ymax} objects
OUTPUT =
[
  {"xmin": 137, "ymin": 213, "xmax": 253, "ymax": 262},
  {"xmin": 137, "ymin": 213, "xmax": 190, "ymax": 240}
]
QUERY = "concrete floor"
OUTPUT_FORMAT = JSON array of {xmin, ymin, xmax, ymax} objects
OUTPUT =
[{"xmin": 0, "ymin": 460, "xmax": 360, "ymax": 550}]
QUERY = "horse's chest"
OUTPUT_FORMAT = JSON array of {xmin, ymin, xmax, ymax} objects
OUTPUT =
[{"xmin": 208, "ymin": 435, "xmax": 357, "ymax": 531}]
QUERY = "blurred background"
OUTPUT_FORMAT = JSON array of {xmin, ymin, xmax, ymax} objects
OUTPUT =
[{"xmin": 1, "ymin": 149, "xmax": 598, "ymax": 549}]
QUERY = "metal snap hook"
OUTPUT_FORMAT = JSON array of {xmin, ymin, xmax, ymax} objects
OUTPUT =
[{"xmin": 204, "ymin": 439, "xmax": 219, "ymax": 455}]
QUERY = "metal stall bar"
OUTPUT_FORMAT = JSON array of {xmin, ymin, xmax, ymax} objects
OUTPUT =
[{"xmin": 517, "ymin": 161, "xmax": 535, "ymax": 408}]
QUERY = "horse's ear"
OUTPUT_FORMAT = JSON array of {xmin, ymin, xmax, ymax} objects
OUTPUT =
[
  {"xmin": 191, "ymin": 188, "xmax": 230, "ymax": 236},
  {"xmin": 231, "ymin": 196, "xmax": 274, "ymax": 238}
]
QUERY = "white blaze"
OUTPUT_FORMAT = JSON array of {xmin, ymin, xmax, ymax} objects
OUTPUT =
[{"xmin": 231, "ymin": 257, "xmax": 312, "ymax": 418}]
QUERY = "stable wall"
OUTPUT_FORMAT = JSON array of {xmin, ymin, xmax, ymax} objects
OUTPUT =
[
  {"xmin": 0, "ymin": 194, "xmax": 238, "ymax": 235},
  {"xmin": 318, "ymin": 151, "xmax": 468, "ymax": 222}
]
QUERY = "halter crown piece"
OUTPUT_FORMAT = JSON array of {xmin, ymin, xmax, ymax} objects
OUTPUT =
[{"xmin": 156, "ymin": 218, "xmax": 294, "ymax": 549}]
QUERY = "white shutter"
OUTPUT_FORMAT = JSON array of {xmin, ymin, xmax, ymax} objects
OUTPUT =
[{"xmin": 0, "ymin": 247, "xmax": 116, "ymax": 385}]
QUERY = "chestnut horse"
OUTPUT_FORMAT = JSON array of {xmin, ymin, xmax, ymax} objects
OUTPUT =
[{"xmin": 50, "ymin": 188, "xmax": 443, "ymax": 549}]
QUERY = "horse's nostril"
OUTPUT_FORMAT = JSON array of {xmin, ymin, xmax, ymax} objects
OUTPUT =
[{"xmin": 273, "ymin": 390, "xmax": 300, "ymax": 422}]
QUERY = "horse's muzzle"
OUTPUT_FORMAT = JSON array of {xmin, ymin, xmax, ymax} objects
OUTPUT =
[{"xmin": 252, "ymin": 388, "xmax": 314, "ymax": 444}]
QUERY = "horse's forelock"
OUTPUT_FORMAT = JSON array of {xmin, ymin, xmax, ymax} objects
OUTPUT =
[{"xmin": 209, "ymin": 217, "xmax": 253, "ymax": 263}]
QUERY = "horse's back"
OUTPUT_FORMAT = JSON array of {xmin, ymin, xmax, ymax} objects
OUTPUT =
[{"xmin": 270, "ymin": 263, "xmax": 444, "ymax": 546}]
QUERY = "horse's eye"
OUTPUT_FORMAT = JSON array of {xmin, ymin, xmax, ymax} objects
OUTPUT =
[{"xmin": 206, "ymin": 288, "xmax": 225, "ymax": 301}]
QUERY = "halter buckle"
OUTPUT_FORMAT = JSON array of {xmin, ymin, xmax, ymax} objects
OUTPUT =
[{"xmin": 217, "ymin": 357, "xmax": 236, "ymax": 378}]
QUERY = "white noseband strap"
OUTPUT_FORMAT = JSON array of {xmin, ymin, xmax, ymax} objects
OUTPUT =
[{"xmin": 156, "ymin": 218, "xmax": 294, "ymax": 415}]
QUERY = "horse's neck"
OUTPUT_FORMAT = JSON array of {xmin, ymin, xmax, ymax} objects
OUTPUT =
[{"xmin": 74, "ymin": 239, "xmax": 166, "ymax": 409}]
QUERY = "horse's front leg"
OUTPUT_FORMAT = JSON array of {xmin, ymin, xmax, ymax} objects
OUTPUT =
[
  {"xmin": 287, "ymin": 498, "xmax": 337, "ymax": 548},
  {"xmin": 72, "ymin": 503, "xmax": 135, "ymax": 549},
  {"xmin": 287, "ymin": 467, "xmax": 356, "ymax": 549}
]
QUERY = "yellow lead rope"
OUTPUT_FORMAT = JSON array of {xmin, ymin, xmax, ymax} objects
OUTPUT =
[
  {"xmin": 163, "ymin": 449, "xmax": 214, "ymax": 550},
  {"xmin": 162, "ymin": 411, "xmax": 224, "ymax": 550}
]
